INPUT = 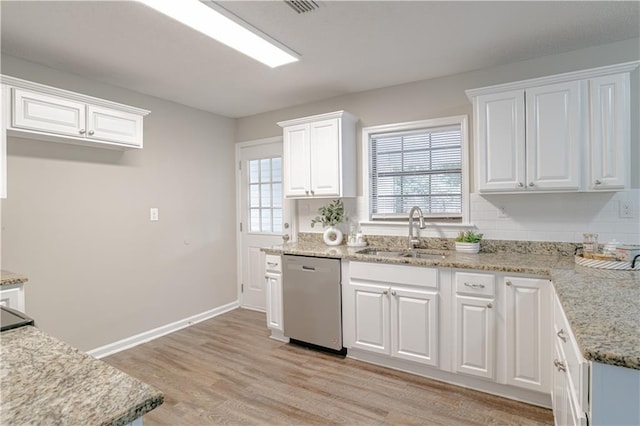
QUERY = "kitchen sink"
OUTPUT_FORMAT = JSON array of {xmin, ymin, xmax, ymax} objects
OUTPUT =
[{"xmin": 356, "ymin": 248, "xmax": 446, "ymax": 260}]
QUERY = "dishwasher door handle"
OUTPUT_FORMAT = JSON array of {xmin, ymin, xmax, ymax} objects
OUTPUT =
[{"xmin": 302, "ymin": 265, "xmax": 316, "ymax": 271}]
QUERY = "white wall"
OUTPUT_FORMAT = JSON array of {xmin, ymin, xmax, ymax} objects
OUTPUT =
[
  {"xmin": 237, "ymin": 38, "xmax": 640, "ymax": 245},
  {"xmin": 1, "ymin": 55, "xmax": 238, "ymax": 351}
]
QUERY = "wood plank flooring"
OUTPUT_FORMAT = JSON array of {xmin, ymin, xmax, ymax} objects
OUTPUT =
[{"xmin": 105, "ymin": 308, "xmax": 553, "ymax": 425}]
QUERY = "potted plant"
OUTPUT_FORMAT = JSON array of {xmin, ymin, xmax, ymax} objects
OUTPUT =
[
  {"xmin": 455, "ymin": 230, "xmax": 483, "ymax": 254},
  {"xmin": 311, "ymin": 199, "xmax": 347, "ymax": 246}
]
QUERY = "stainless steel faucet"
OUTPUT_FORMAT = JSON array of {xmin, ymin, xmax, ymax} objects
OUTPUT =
[{"xmin": 408, "ymin": 206, "xmax": 427, "ymax": 249}]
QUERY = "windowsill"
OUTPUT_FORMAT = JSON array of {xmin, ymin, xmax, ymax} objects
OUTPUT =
[{"xmin": 359, "ymin": 221, "xmax": 476, "ymax": 229}]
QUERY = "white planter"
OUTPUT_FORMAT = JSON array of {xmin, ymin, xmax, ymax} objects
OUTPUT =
[
  {"xmin": 455, "ymin": 242, "xmax": 480, "ymax": 254},
  {"xmin": 323, "ymin": 226, "xmax": 343, "ymax": 246}
]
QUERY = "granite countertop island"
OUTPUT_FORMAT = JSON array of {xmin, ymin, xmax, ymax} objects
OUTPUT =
[
  {"xmin": 1, "ymin": 326, "xmax": 163, "ymax": 425},
  {"xmin": 0, "ymin": 270, "xmax": 29, "ymax": 286},
  {"xmin": 264, "ymin": 240, "xmax": 640, "ymax": 371}
]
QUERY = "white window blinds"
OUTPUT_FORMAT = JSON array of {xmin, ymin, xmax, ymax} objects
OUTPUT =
[{"xmin": 369, "ymin": 124, "xmax": 462, "ymax": 219}]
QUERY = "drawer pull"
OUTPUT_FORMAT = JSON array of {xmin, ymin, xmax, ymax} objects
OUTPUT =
[
  {"xmin": 464, "ymin": 282, "xmax": 485, "ymax": 289},
  {"xmin": 554, "ymin": 359, "xmax": 567, "ymax": 372},
  {"xmin": 557, "ymin": 329, "xmax": 567, "ymax": 342},
  {"xmin": 383, "ymin": 290, "xmax": 389, "ymax": 295},
  {"xmin": 391, "ymin": 290, "xmax": 397, "ymax": 296},
  {"xmin": 267, "ymin": 262, "xmax": 279, "ymax": 267}
]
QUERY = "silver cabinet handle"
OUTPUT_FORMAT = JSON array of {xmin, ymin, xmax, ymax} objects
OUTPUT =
[
  {"xmin": 391, "ymin": 290, "xmax": 397, "ymax": 296},
  {"xmin": 88, "ymin": 130, "xmax": 95, "ymax": 135},
  {"xmin": 506, "ymin": 281, "xmax": 512, "ymax": 286},
  {"xmin": 310, "ymin": 190, "xmax": 315, "ymax": 195},
  {"xmin": 267, "ymin": 262, "xmax": 278, "ymax": 267},
  {"xmin": 517, "ymin": 182, "xmax": 524, "ymax": 188},
  {"xmin": 305, "ymin": 190, "xmax": 309, "ymax": 195},
  {"xmin": 464, "ymin": 282, "xmax": 485, "ymax": 289},
  {"xmin": 557, "ymin": 329, "xmax": 567, "ymax": 343},
  {"xmin": 595, "ymin": 179, "xmax": 602, "ymax": 185},
  {"xmin": 529, "ymin": 182, "xmax": 535, "ymax": 187},
  {"xmin": 79, "ymin": 129, "xmax": 86, "ymax": 134},
  {"xmin": 264, "ymin": 275, "xmax": 269, "ymax": 280},
  {"xmin": 487, "ymin": 302, "xmax": 493, "ymax": 309},
  {"xmin": 383, "ymin": 290, "xmax": 388, "ymax": 295},
  {"xmin": 554, "ymin": 359, "xmax": 566, "ymax": 372}
]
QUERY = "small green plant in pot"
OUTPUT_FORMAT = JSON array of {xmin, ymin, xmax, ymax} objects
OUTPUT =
[
  {"xmin": 455, "ymin": 230, "xmax": 483, "ymax": 253},
  {"xmin": 311, "ymin": 199, "xmax": 347, "ymax": 246}
]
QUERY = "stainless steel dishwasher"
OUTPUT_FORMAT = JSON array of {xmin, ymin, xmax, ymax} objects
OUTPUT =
[{"xmin": 282, "ymin": 254, "xmax": 345, "ymax": 354}]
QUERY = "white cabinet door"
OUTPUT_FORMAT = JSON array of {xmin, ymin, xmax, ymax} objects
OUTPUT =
[
  {"xmin": 525, "ymin": 81, "xmax": 581, "ymax": 191},
  {"xmin": 552, "ymin": 340, "xmax": 569, "ymax": 426},
  {"xmin": 283, "ymin": 123, "xmax": 310, "ymax": 197},
  {"xmin": 475, "ymin": 90, "xmax": 526, "ymax": 192},
  {"xmin": 12, "ymin": 88, "xmax": 85, "ymax": 137},
  {"xmin": 589, "ymin": 73, "xmax": 629, "ymax": 190},
  {"xmin": 390, "ymin": 287, "xmax": 438, "ymax": 367},
  {"xmin": 309, "ymin": 118, "xmax": 340, "ymax": 196},
  {"xmin": 454, "ymin": 295, "xmax": 495, "ymax": 379},
  {"xmin": 87, "ymin": 105, "xmax": 143, "ymax": 147},
  {"xmin": 504, "ymin": 277, "xmax": 551, "ymax": 393},
  {"xmin": 349, "ymin": 283, "xmax": 390, "ymax": 355},
  {"xmin": 265, "ymin": 272, "xmax": 283, "ymax": 332}
]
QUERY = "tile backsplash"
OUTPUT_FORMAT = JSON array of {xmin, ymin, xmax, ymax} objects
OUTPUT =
[{"xmin": 296, "ymin": 189, "xmax": 640, "ymax": 245}]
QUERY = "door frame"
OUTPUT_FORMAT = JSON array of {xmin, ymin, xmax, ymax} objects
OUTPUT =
[{"xmin": 235, "ymin": 136, "xmax": 296, "ymax": 307}]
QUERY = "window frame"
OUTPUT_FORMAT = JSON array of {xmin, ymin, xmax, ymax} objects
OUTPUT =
[{"xmin": 361, "ymin": 115, "xmax": 470, "ymax": 225}]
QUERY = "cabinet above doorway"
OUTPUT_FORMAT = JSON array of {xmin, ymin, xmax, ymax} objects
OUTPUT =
[{"xmin": 278, "ymin": 110, "xmax": 357, "ymax": 199}]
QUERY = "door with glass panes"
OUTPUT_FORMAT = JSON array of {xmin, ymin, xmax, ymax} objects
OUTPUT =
[{"xmin": 239, "ymin": 141, "xmax": 290, "ymax": 310}]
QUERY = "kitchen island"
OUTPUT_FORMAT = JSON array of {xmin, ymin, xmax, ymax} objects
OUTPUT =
[{"xmin": 1, "ymin": 326, "xmax": 163, "ymax": 425}]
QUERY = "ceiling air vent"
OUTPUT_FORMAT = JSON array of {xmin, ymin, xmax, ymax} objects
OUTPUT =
[{"xmin": 285, "ymin": 0, "xmax": 319, "ymax": 14}]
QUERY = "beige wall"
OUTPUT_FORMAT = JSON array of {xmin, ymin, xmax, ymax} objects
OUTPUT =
[
  {"xmin": 236, "ymin": 38, "xmax": 640, "ymax": 187},
  {"xmin": 236, "ymin": 38, "xmax": 640, "ymax": 245},
  {"xmin": 1, "ymin": 55, "xmax": 238, "ymax": 351}
]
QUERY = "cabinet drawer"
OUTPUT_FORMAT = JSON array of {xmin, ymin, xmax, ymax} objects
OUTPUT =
[
  {"xmin": 350, "ymin": 262, "xmax": 438, "ymax": 288},
  {"xmin": 554, "ymin": 295, "xmax": 589, "ymax": 410},
  {"xmin": 265, "ymin": 255, "xmax": 282, "ymax": 273},
  {"xmin": 455, "ymin": 272, "xmax": 495, "ymax": 297}
]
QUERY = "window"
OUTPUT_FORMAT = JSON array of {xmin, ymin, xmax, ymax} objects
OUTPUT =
[
  {"xmin": 248, "ymin": 157, "xmax": 282, "ymax": 233},
  {"xmin": 365, "ymin": 116, "xmax": 468, "ymax": 222}
]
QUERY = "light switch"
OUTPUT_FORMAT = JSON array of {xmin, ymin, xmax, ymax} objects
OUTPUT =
[{"xmin": 150, "ymin": 208, "xmax": 159, "ymax": 221}]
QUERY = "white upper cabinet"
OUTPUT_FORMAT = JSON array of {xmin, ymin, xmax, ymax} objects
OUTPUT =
[
  {"xmin": 2, "ymin": 75, "xmax": 149, "ymax": 150},
  {"xmin": 475, "ymin": 90, "xmax": 526, "ymax": 192},
  {"xmin": 279, "ymin": 111, "xmax": 357, "ymax": 198},
  {"xmin": 525, "ymin": 81, "xmax": 581, "ymax": 191},
  {"xmin": 588, "ymin": 73, "xmax": 630, "ymax": 190},
  {"xmin": 467, "ymin": 61, "xmax": 638, "ymax": 193}
]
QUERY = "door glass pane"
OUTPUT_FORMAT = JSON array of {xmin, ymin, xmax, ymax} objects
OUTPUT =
[{"xmin": 247, "ymin": 156, "xmax": 283, "ymax": 234}]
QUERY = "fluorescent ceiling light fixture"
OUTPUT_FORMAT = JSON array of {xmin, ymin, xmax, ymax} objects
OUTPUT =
[{"xmin": 139, "ymin": 0, "xmax": 299, "ymax": 68}]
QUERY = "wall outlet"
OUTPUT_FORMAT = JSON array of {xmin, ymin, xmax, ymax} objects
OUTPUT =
[
  {"xmin": 150, "ymin": 207, "xmax": 159, "ymax": 221},
  {"xmin": 619, "ymin": 201, "xmax": 634, "ymax": 218},
  {"xmin": 497, "ymin": 206, "xmax": 508, "ymax": 218}
]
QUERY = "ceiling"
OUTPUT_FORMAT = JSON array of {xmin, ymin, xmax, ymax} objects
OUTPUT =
[{"xmin": 1, "ymin": 1, "xmax": 638, "ymax": 118}]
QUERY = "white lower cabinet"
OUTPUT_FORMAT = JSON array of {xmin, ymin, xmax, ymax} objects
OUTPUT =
[
  {"xmin": 345, "ymin": 262, "xmax": 439, "ymax": 367},
  {"xmin": 504, "ymin": 276, "xmax": 552, "ymax": 394},
  {"xmin": 454, "ymin": 295, "xmax": 495, "ymax": 379},
  {"xmin": 453, "ymin": 272, "xmax": 496, "ymax": 380},
  {"xmin": 344, "ymin": 262, "xmax": 556, "ymax": 408},
  {"xmin": 264, "ymin": 255, "xmax": 286, "ymax": 341}
]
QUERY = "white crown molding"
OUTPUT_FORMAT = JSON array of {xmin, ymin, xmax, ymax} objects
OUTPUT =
[
  {"xmin": 277, "ymin": 110, "xmax": 357, "ymax": 128},
  {"xmin": 1, "ymin": 74, "xmax": 150, "ymax": 116},
  {"xmin": 465, "ymin": 60, "xmax": 640, "ymax": 99},
  {"xmin": 87, "ymin": 301, "xmax": 240, "ymax": 359}
]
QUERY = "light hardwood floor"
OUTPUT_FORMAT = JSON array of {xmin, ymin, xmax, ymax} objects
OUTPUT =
[{"xmin": 105, "ymin": 308, "xmax": 553, "ymax": 425}]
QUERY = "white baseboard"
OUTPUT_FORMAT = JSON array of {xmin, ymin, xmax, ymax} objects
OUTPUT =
[{"xmin": 88, "ymin": 301, "xmax": 240, "ymax": 359}]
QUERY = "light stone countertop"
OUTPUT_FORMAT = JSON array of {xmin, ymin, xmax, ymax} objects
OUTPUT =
[
  {"xmin": 263, "ymin": 241, "xmax": 640, "ymax": 370},
  {"xmin": 0, "ymin": 326, "xmax": 164, "ymax": 425},
  {"xmin": 0, "ymin": 270, "xmax": 29, "ymax": 286}
]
